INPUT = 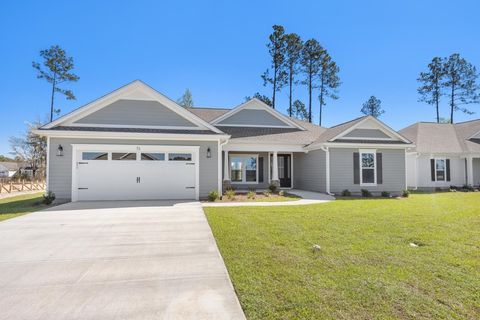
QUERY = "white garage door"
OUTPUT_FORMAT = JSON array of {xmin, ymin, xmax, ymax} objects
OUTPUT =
[{"xmin": 73, "ymin": 145, "xmax": 199, "ymax": 201}]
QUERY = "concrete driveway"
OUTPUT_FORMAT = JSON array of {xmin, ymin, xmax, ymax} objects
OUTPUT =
[{"xmin": 0, "ymin": 201, "xmax": 245, "ymax": 320}]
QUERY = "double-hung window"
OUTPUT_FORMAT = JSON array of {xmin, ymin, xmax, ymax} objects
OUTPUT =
[
  {"xmin": 230, "ymin": 155, "xmax": 258, "ymax": 183},
  {"xmin": 435, "ymin": 159, "xmax": 446, "ymax": 181},
  {"xmin": 360, "ymin": 150, "xmax": 376, "ymax": 185}
]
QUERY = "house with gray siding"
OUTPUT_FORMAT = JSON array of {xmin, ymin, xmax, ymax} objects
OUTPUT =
[{"xmin": 35, "ymin": 80, "xmax": 413, "ymax": 202}]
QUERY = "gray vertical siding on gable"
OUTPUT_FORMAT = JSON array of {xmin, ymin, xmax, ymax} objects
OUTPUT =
[
  {"xmin": 218, "ymin": 109, "xmax": 289, "ymax": 127},
  {"xmin": 473, "ymin": 158, "xmax": 480, "ymax": 186},
  {"xmin": 329, "ymin": 148, "xmax": 405, "ymax": 195},
  {"xmin": 293, "ymin": 150, "xmax": 326, "ymax": 192},
  {"xmin": 342, "ymin": 129, "xmax": 392, "ymax": 139},
  {"xmin": 48, "ymin": 138, "xmax": 218, "ymax": 201},
  {"xmin": 74, "ymin": 100, "xmax": 197, "ymax": 127}
]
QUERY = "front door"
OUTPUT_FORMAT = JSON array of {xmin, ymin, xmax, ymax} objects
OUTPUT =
[{"xmin": 278, "ymin": 154, "xmax": 292, "ymax": 188}]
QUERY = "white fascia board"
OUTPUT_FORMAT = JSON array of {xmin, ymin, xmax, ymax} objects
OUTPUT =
[
  {"xmin": 468, "ymin": 129, "xmax": 480, "ymax": 139},
  {"xmin": 306, "ymin": 142, "xmax": 415, "ymax": 151},
  {"xmin": 67, "ymin": 123, "xmax": 206, "ymax": 130},
  {"xmin": 211, "ymin": 98, "xmax": 305, "ymax": 130},
  {"xmin": 330, "ymin": 116, "xmax": 411, "ymax": 143},
  {"xmin": 43, "ymin": 80, "xmax": 224, "ymax": 134},
  {"xmin": 223, "ymin": 142, "xmax": 305, "ymax": 152},
  {"xmin": 33, "ymin": 129, "xmax": 230, "ymax": 141}
]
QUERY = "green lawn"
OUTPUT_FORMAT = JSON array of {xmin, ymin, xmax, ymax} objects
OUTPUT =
[
  {"xmin": 0, "ymin": 193, "xmax": 48, "ymax": 222},
  {"xmin": 205, "ymin": 193, "xmax": 480, "ymax": 319}
]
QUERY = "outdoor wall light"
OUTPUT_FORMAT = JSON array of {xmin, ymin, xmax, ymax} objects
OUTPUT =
[
  {"xmin": 207, "ymin": 147, "xmax": 211, "ymax": 158},
  {"xmin": 57, "ymin": 145, "xmax": 64, "ymax": 157}
]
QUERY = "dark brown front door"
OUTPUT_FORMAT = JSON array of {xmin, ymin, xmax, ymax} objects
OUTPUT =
[{"xmin": 278, "ymin": 154, "xmax": 291, "ymax": 188}]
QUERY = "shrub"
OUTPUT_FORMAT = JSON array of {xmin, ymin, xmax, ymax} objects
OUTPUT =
[
  {"xmin": 247, "ymin": 191, "xmax": 256, "ymax": 199},
  {"xmin": 43, "ymin": 191, "xmax": 56, "ymax": 205},
  {"xmin": 207, "ymin": 190, "xmax": 219, "ymax": 202},
  {"xmin": 263, "ymin": 190, "xmax": 271, "ymax": 197},
  {"xmin": 268, "ymin": 183, "xmax": 278, "ymax": 193},
  {"xmin": 402, "ymin": 189, "xmax": 410, "ymax": 198},
  {"xmin": 381, "ymin": 191, "xmax": 390, "ymax": 198},
  {"xmin": 278, "ymin": 190, "xmax": 285, "ymax": 196},
  {"xmin": 225, "ymin": 188, "xmax": 236, "ymax": 200},
  {"xmin": 361, "ymin": 189, "xmax": 372, "ymax": 197},
  {"xmin": 461, "ymin": 184, "xmax": 474, "ymax": 192},
  {"xmin": 341, "ymin": 189, "xmax": 351, "ymax": 197}
]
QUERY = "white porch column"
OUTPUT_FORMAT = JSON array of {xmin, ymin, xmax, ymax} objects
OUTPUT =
[
  {"xmin": 467, "ymin": 156, "xmax": 474, "ymax": 186},
  {"xmin": 224, "ymin": 150, "xmax": 230, "ymax": 181},
  {"xmin": 272, "ymin": 151, "xmax": 279, "ymax": 182}
]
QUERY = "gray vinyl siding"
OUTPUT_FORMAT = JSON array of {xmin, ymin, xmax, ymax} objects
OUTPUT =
[
  {"xmin": 293, "ymin": 150, "xmax": 327, "ymax": 192},
  {"xmin": 75, "ymin": 100, "xmax": 196, "ymax": 127},
  {"xmin": 330, "ymin": 148, "xmax": 406, "ymax": 195},
  {"xmin": 342, "ymin": 128, "xmax": 391, "ymax": 139},
  {"xmin": 48, "ymin": 138, "xmax": 218, "ymax": 201},
  {"xmin": 218, "ymin": 109, "xmax": 288, "ymax": 127},
  {"xmin": 223, "ymin": 152, "xmax": 270, "ymax": 189},
  {"xmin": 473, "ymin": 158, "xmax": 480, "ymax": 186}
]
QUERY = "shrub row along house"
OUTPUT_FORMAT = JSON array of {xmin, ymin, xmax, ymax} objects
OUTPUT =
[{"xmin": 34, "ymin": 81, "xmax": 480, "ymax": 202}]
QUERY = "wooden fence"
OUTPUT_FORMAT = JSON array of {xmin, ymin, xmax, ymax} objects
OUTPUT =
[{"xmin": 0, "ymin": 180, "xmax": 46, "ymax": 194}]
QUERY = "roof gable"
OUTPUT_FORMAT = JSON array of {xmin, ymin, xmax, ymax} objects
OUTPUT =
[
  {"xmin": 330, "ymin": 116, "xmax": 410, "ymax": 143},
  {"xmin": 211, "ymin": 99, "xmax": 305, "ymax": 129},
  {"xmin": 42, "ymin": 81, "xmax": 223, "ymax": 133}
]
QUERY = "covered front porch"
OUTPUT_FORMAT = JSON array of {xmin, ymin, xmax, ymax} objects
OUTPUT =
[{"xmin": 221, "ymin": 144, "xmax": 304, "ymax": 192}]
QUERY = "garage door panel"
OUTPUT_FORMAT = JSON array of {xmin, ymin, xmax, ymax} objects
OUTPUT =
[{"xmin": 75, "ymin": 147, "xmax": 197, "ymax": 201}]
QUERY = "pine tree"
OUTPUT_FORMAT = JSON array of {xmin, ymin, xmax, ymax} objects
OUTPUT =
[
  {"xmin": 287, "ymin": 100, "xmax": 308, "ymax": 121},
  {"xmin": 301, "ymin": 39, "xmax": 322, "ymax": 122},
  {"xmin": 317, "ymin": 49, "xmax": 340, "ymax": 126},
  {"xmin": 284, "ymin": 33, "xmax": 303, "ymax": 116},
  {"xmin": 361, "ymin": 96, "xmax": 385, "ymax": 118},
  {"xmin": 261, "ymin": 25, "xmax": 287, "ymax": 109},
  {"xmin": 417, "ymin": 57, "xmax": 445, "ymax": 123},
  {"xmin": 443, "ymin": 53, "xmax": 479, "ymax": 123},
  {"xmin": 177, "ymin": 89, "xmax": 194, "ymax": 108},
  {"xmin": 32, "ymin": 45, "xmax": 79, "ymax": 122},
  {"xmin": 244, "ymin": 93, "xmax": 272, "ymax": 107}
]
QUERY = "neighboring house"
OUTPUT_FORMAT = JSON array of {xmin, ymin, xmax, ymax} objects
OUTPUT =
[
  {"xmin": 0, "ymin": 162, "xmax": 21, "ymax": 178},
  {"xmin": 34, "ymin": 80, "xmax": 412, "ymax": 202},
  {"xmin": 400, "ymin": 120, "xmax": 480, "ymax": 189}
]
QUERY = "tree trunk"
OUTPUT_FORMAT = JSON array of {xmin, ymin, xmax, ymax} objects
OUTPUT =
[
  {"xmin": 450, "ymin": 82, "xmax": 455, "ymax": 124},
  {"xmin": 288, "ymin": 69, "xmax": 293, "ymax": 116},
  {"xmin": 319, "ymin": 77, "xmax": 325, "ymax": 126},
  {"xmin": 50, "ymin": 73, "xmax": 57, "ymax": 122},
  {"xmin": 272, "ymin": 67, "xmax": 277, "ymax": 109},
  {"xmin": 308, "ymin": 71, "xmax": 312, "ymax": 123}
]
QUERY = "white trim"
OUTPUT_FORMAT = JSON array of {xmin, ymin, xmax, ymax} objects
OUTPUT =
[
  {"xmin": 211, "ymin": 98, "xmax": 305, "ymax": 130},
  {"xmin": 223, "ymin": 142, "xmax": 305, "ymax": 152},
  {"xmin": 229, "ymin": 153, "xmax": 259, "ymax": 184},
  {"xmin": 336, "ymin": 136, "xmax": 396, "ymax": 141},
  {"xmin": 321, "ymin": 146, "xmax": 331, "ymax": 194},
  {"xmin": 468, "ymin": 129, "xmax": 480, "ymax": 140},
  {"xmin": 33, "ymin": 129, "xmax": 230, "ymax": 141},
  {"xmin": 43, "ymin": 80, "xmax": 224, "ymax": 134},
  {"xmin": 46, "ymin": 137, "xmax": 50, "ymax": 193},
  {"xmin": 67, "ymin": 123, "xmax": 207, "ymax": 130},
  {"xmin": 215, "ymin": 123, "xmax": 293, "ymax": 128},
  {"xmin": 71, "ymin": 144, "xmax": 200, "ymax": 201},
  {"xmin": 330, "ymin": 116, "xmax": 411, "ymax": 143},
  {"xmin": 307, "ymin": 142, "xmax": 413, "ymax": 150},
  {"xmin": 359, "ymin": 149, "xmax": 377, "ymax": 186}
]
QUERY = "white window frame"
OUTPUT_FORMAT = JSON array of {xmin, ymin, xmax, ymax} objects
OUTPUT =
[
  {"xmin": 229, "ymin": 154, "xmax": 259, "ymax": 184},
  {"xmin": 359, "ymin": 149, "xmax": 377, "ymax": 186},
  {"xmin": 434, "ymin": 158, "xmax": 446, "ymax": 182}
]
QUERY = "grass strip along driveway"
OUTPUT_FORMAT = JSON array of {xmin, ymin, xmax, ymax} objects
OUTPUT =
[
  {"xmin": 0, "ymin": 192, "xmax": 48, "ymax": 222},
  {"xmin": 205, "ymin": 193, "xmax": 480, "ymax": 319}
]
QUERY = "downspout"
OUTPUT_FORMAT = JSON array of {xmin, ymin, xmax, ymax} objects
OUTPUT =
[{"xmin": 320, "ymin": 146, "xmax": 333, "ymax": 195}]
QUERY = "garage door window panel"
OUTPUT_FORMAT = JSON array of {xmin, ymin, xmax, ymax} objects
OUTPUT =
[
  {"xmin": 169, "ymin": 153, "xmax": 192, "ymax": 161},
  {"xmin": 82, "ymin": 152, "xmax": 108, "ymax": 160},
  {"xmin": 141, "ymin": 153, "xmax": 165, "ymax": 161},
  {"xmin": 112, "ymin": 153, "xmax": 137, "ymax": 160}
]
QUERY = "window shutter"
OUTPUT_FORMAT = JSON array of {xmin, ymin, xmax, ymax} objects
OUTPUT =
[
  {"xmin": 376, "ymin": 153, "xmax": 383, "ymax": 184},
  {"xmin": 430, "ymin": 159, "xmax": 435, "ymax": 181},
  {"xmin": 353, "ymin": 152, "xmax": 360, "ymax": 184},
  {"xmin": 446, "ymin": 159, "xmax": 451, "ymax": 182},
  {"xmin": 259, "ymin": 157, "xmax": 264, "ymax": 183}
]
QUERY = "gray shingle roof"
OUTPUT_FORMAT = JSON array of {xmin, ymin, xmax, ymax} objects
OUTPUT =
[
  {"xmin": 188, "ymin": 107, "xmax": 230, "ymax": 122},
  {"xmin": 0, "ymin": 162, "xmax": 20, "ymax": 171},
  {"xmin": 43, "ymin": 126, "xmax": 220, "ymax": 135},
  {"xmin": 399, "ymin": 119, "xmax": 480, "ymax": 153},
  {"xmin": 312, "ymin": 116, "xmax": 368, "ymax": 143}
]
